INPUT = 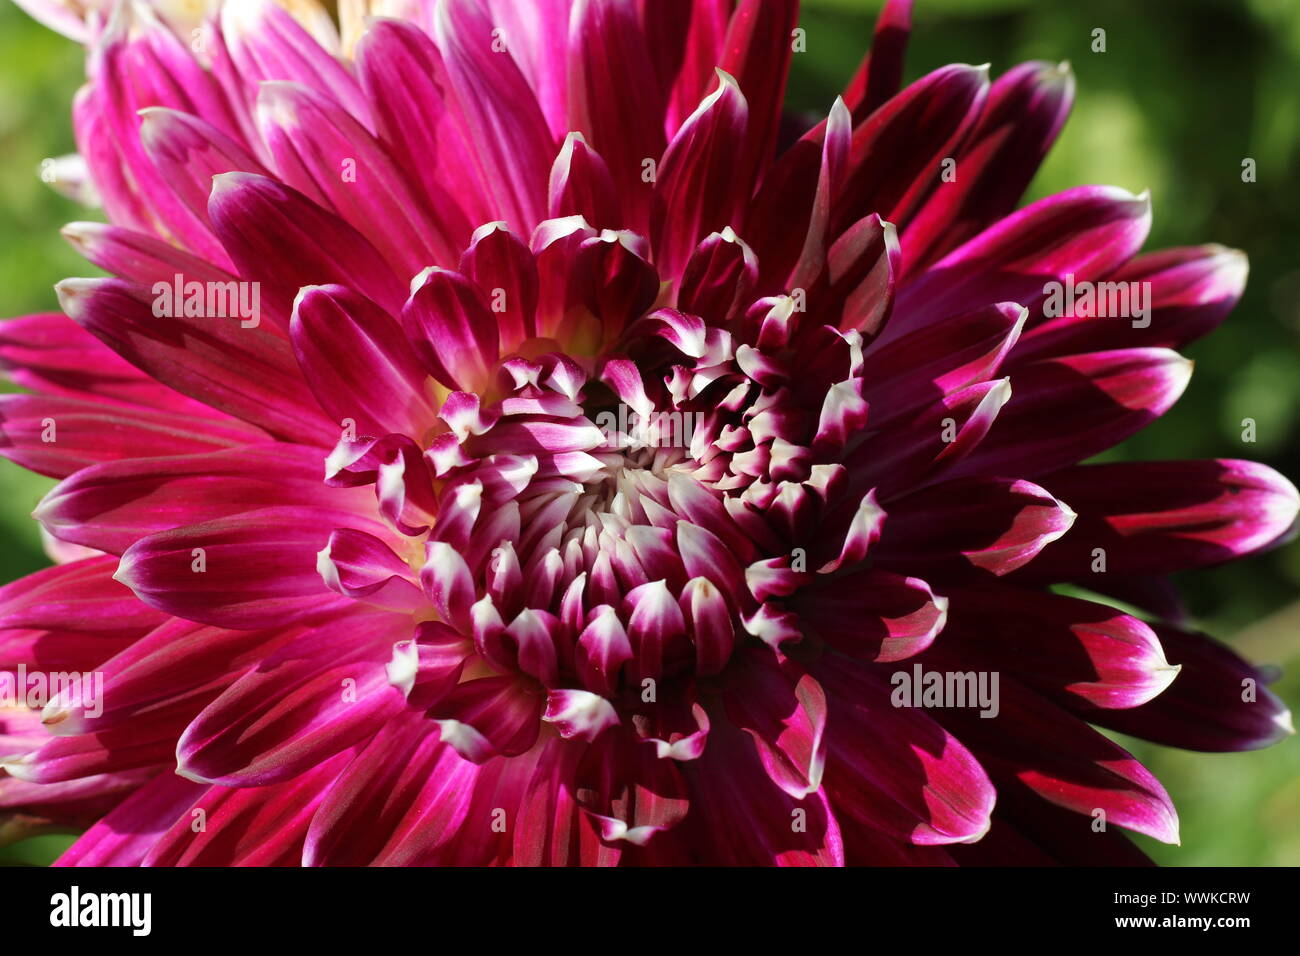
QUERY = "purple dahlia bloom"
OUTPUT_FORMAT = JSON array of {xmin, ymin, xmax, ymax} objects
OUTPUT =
[{"xmin": 0, "ymin": 0, "xmax": 1295, "ymax": 866}]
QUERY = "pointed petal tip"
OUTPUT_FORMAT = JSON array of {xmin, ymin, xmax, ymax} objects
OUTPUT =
[
  {"xmin": 173, "ymin": 761, "xmax": 213, "ymax": 785},
  {"xmin": 209, "ymin": 169, "xmax": 263, "ymax": 198},
  {"xmin": 1151, "ymin": 661, "xmax": 1183, "ymax": 699},
  {"xmin": 292, "ymin": 283, "xmax": 332, "ymax": 314},
  {"xmin": 53, "ymin": 277, "xmax": 98, "ymax": 320},
  {"xmin": 0, "ymin": 753, "xmax": 36, "ymax": 781},
  {"xmin": 1054, "ymin": 494, "xmax": 1078, "ymax": 533},
  {"xmin": 59, "ymin": 221, "xmax": 97, "ymax": 245},
  {"xmin": 713, "ymin": 66, "xmax": 741, "ymax": 89},
  {"xmin": 111, "ymin": 551, "xmax": 138, "ymax": 590},
  {"xmin": 956, "ymin": 811, "xmax": 993, "ymax": 845},
  {"xmin": 39, "ymin": 696, "xmax": 78, "ymax": 733}
]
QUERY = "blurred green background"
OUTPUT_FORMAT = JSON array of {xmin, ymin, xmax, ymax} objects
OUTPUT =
[{"xmin": 1, "ymin": 0, "xmax": 1297, "ymax": 865}]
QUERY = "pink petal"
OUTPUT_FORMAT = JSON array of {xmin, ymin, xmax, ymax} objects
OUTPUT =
[
  {"xmin": 0, "ymin": 392, "xmax": 266, "ymax": 479},
  {"xmin": 115, "ymin": 506, "xmax": 381, "ymax": 628},
  {"xmin": 888, "ymin": 185, "xmax": 1152, "ymax": 342},
  {"xmin": 433, "ymin": 0, "xmax": 554, "ymax": 230},
  {"xmin": 902, "ymin": 60, "xmax": 1075, "ymax": 274},
  {"xmin": 873, "ymin": 477, "xmax": 1076, "ymax": 577},
  {"xmin": 402, "ymin": 267, "xmax": 499, "ymax": 392},
  {"xmin": 176, "ymin": 608, "xmax": 410, "ymax": 785},
  {"xmin": 793, "ymin": 568, "xmax": 948, "ymax": 663},
  {"xmin": 651, "ymin": 70, "xmax": 748, "ymax": 280},
  {"xmin": 292, "ymin": 284, "xmax": 436, "ymax": 439},
  {"xmin": 56, "ymin": 276, "xmax": 337, "ymax": 445},
  {"xmin": 36, "ymin": 443, "xmax": 349, "ymax": 556},
  {"xmin": 947, "ymin": 348, "xmax": 1192, "ymax": 480}
]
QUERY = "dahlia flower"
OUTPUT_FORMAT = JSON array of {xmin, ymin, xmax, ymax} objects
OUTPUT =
[{"xmin": 0, "ymin": 0, "xmax": 1295, "ymax": 866}]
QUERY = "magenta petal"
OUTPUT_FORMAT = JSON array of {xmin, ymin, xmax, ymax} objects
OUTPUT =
[
  {"xmin": 318, "ymin": 528, "xmax": 425, "ymax": 612},
  {"xmin": 433, "ymin": 0, "xmax": 554, "ymax": 230},
  {"xmin": 846, "ymin": 377, "xmax": 1012, "ymax": 498},
  {"xmin": 36, "ymin": 443, "xmax": 347, "ymax": 556},
  {"xmin": 872, "ymin": 477, "xmax": 1076, "ymax": 577},
  {"xmin": 902, "ymin": 60, "xmax": 1075, "ymax": 275},
  {"xmin": 115, "ymin": 506, "xmax": 381, "ymax": 628},
  {"xmin": 929, "ymin": 662, "xmax": 1181, "ymax": 845},
  {"xmin": 0, "ymin": 627, "xmax": 138, "ymax": 673},
  {"xmin": 304, "ymin": 709, "xmax": 475, "ymax": 866},
  {"xmin": 948, "ymin": 348, "xmax": 1192, "ymax": 480},
  {"xmin": 1091, "ymin": 626, "xmax": 1293, "ymax": 752},
  {"xmin": 2, "ymin": 697, "xmax": 194, "ymax": 783},
  {"xmin": 0, "ymin": 312, "xmax": 207, "ymax": 414},
  {"xmin": 356, "ymin": 18, "xmax": 491, "ymax": 233},
  {"xmin": 651, "ymin": 70, "xmax": 748, "ymax": 280},
  {"xmin": 42, "ymin": 616, "xmax": 292, "ymax": 738},
  {"xmin": 812, "ymin": 653, "xmax": 996, "ymax": 846},
  {"xmin": 459, "ymin": 223, "xmax": 539, "ymax": 353},
  {"xmin": 72, "ymin": 84, "xmax": 152, "ymax": 236},
  {"xmin": 663, "ymin": 0, "xmax": 730, "ymax": 133},
  {"xmin": 176, "ymin": 608, "xmax": 409, "ymax": 785},
  {"xmin": 859, "ymin": 301, "xmax": 1026, "ymax": 429},
  {"xmin": 0, "ymin": 392, "xmax": 266, "ymax": 479},
  {"xmin": 1015, "ymin": 245, "xmax": 1249, "ymax": 361},
  {"xmin": 62, "ymin": 220, "xmax": 240, "ymax": 292},
  {"xmin": 938, "ymin": 585, "xmax": 1179, "ymax": 710},
  {"xmin": 55, "ymin": 773, "xmax": 206, "ymax": 867},
  {"xmin": 836, "ymin": 63, "xmax": 989, "ymax": 234},
  {"xmin": 208, "ymin": 171, "xmax": 408, "ymax": 320},
  {"xmin": 843, "ymin": 0, "xmax": 913, "ymax": 120},
  {"xmin": 1023, "ymin": 459, "xmax": 1299, "ymax": 579},
  {"xmin": 483, "ymin": 0, "xmax": 572, "ymax": 138},
  {"xmin": 255, "ymin": 80, "xmax": 464, "ymax": 272},
  {"xmin": 56, "ymin": 276, "xmax": 337, "ymax": 445},
  {"xmin": 576, "ymin": 605, "xmax": 634, "ymax": 696},
  {"xmin": 952, "ymin": 777, "xmax": 1155, "ymax": 867},
  {"xmin": 716, "ymin": 0, "xmax": 799, "ymax": 192},
  {"xmin": 568, "ymin": 0, "xmax": 666, "ymax": 231},
  {"xmin": 889, "ymin": 185, "xmax": 1152, "ymax": 342},
  {"xmin": 429, "ymin": 676, "xmax": 543, "ymax": 761},
  {"xmin": 789, "ymin": 97, "xmax": 852, "ymax": 293},
  {"xmin": 679, "ymin": 712, "xmax": 841, "ymax": 865},
  {"xmin": 549, "ymin": 132, "xmax": 622, "ymax": 229},
  {"xmin": 145, "ymin": 751, "xmax": 355, "ymax": 866},
  {"xmin": 292, "ymin": 284, "xmax": 436, "ymax": 439},
  {"xmin": 402, "ymin": 267, "xmax": 499, "ymax": 392},
  {"xmin": 88, "ymin": 7, "xmax": 235, "ymax": 264},
  {"xmin": 678, "ymin": 228, "xmax": 759, "ymax": 325},
  {"xmin": 723, "ymin": 650, "xmax": 827, "ymax": 798},
  {"xmin": 0, "ymin": 556, "xmax": 166, "ymax": 634},
  {"xmin": 139, "ymin": 107, "xmax": 268, "ymax": 229},
  {"xmin": 543, "ymin": 688, "xmax": 621, "ymax": 742},
  {"xmin": 574, "ymin": 727, "xmax": 689, "ymax": 846},
  {"xmin": 217, "ymin": 0, "xmax": 369, "ymax": 125},
  {"xmin": 794, "ymin": 568, "xmax": 948, "ymax": 663},
  {"xmin": 823, "ymin": 213, "xmax": 901, "ymax": 335}
]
